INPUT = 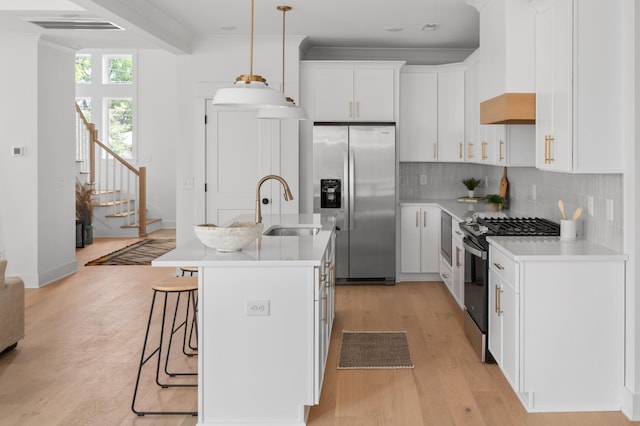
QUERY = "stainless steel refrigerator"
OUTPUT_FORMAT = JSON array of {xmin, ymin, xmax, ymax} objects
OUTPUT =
[{"xmin": 313, "ymin": 123, "xmax": 396, "ymax": 284}]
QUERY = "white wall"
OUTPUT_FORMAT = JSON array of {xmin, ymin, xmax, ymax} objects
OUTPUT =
[
  {"xmin": 0, "ymin": 35, "xmax": 77, "ymax": 287},
  {"xmin": 137, "ymin": 49, "xmax": 178, "ymax": 228}
]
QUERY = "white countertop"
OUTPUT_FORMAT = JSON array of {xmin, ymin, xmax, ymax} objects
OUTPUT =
[
  {"xmin": 487, "ymin": 236, "xmax": 627, "ymax": 262},
  {"xmin": 400, "ymin": 198, "xmax": 508, "ymax": 223},
  {"xmin": 152, "ymin": 213, "xmax": 335, "ymax": 268}
]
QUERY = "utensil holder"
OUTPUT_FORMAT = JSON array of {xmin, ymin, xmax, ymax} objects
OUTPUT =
[{"xmin": 560, "ymin": 219, "xmax": 577, "ymax": 241}]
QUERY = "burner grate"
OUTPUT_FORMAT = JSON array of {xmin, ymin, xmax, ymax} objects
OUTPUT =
[{"xmin": 477, "ymin": 217, "xmax": 560, "ymax": 237}]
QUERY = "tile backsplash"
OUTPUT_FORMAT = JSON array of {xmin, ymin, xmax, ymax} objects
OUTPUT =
[{"xmin": 400, "ymin": 162, "xmax": 623, "ymax": 252}]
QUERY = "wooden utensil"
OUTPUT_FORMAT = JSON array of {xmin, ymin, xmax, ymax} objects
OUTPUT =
[
  {"xmin": 499, "ymin": 167, "xmax": 508, "ymax": 200},
  {"xmin": 572, "ymin": 207, "xmax": 583, "ymax": 221},
  {"xmin": 558, "ymin": 200, "xmax": 567, "ymax": 220}
]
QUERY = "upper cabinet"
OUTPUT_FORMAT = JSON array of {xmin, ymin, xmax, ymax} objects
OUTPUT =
[
  {"xmin": 532, "ymin": 0, "xmax": 623, "ymax": 173},
  {"xmin": 399, "ymin": 65, "xmax": 465, "ymax": 162},
  {"xmin": 399, "ymin": 68, "xmax": 438, "ymax": 161},
  {"xmin": 303, "ymin": 62, "xmax": 404, "ymax": 122}
]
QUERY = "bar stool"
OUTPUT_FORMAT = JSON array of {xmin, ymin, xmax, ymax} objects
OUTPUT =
[
  {"xmin": 180, "ymin": 266, "xmax": 198, "ymax": 276},
  {"xmin": 132, "ymin": 276, "xmax": 198, "ymax": 416}
]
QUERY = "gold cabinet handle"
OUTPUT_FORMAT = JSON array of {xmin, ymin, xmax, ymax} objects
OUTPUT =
[
  {"xmin": 433, "ymin": 143, "xmax": 437, "ymax": 159},
  {"xmin": 349, "ymin": 101, "xmax": 353, "ymax": 119},
  {"xmin": 493, "ymin": 262, "xmax": 505, "ymax": 270},
  {"xmin": 459, "ymin": 142, "xmax": 463, "ymax": 159},
  {"xmin": 355, "ymin": 101, "xmax": 360, "ymax": 119},
  {"xmin": 495, "ymin": 284, "xmax": 503, "ymax": 315},
  {"xmin": 455, "ymin": 246, "xmax": 461, "ymax": 267},
  {"xmin": 544, "ymin": 135, "xmax": 555, "ymax": 164},
  {"xmin": 423, "ymin": 211, "xmax": 427, "ymax": 228},
  {"xmin": 468, "ymin": 143, "xmax": 474, "ymax": 159},
  {"xmin": 499, "ymin": 140, "xmax": 504, "ymax": 161},
  {"xmin": 495, "ymin": 284, "xmax": 499, "ymax": 314},
  {"xmin": 415, "ymin": 211, "xmax": 419, "ymax": 228},
  {"xmin": 481, "ymin": 141, "xmax": 487, "ymax": 160}
]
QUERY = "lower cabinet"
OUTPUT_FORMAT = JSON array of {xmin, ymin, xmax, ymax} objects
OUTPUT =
[
  {"xmin": 400, "ymin": 204, "xmax": 441, "ymax": 274},
  {"xmin": 314, "ymin": 232, "xmax": 335, "ymax": 403},
  {"xmin": 488, "ymin": 243, "xmax": 625, "ymax": 412}
]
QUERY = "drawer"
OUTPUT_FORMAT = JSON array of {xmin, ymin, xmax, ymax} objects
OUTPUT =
[{"xmin": 489, "ymin": 245, "xmax": 518, "ymax": 289}]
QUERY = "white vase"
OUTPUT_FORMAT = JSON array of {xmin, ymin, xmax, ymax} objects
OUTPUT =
[{"xmin": 468, "ymin": 190, "xmax": 475, "ymax": 198}]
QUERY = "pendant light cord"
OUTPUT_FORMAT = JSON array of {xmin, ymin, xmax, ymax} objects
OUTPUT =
[
  {"xmin": 281, "ymin": 6, "xmax": 286, "ymax": 94},
  {"xmin": 249, "ymin": 0, "xmax": 255, "ymax": 79}
]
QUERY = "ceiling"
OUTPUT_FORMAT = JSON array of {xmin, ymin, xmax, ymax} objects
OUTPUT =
[{"xmin": 0, "ymin": 0, "xmax": 479, "ymax": 60}]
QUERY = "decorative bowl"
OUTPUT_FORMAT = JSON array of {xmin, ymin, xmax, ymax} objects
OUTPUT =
[{"xmin": 194, "ymin": 222, "xmax": 263, "ymax": 252}]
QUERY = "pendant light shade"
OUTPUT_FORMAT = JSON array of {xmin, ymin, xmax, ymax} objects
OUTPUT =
[
  {"xmin": 258, "ymin": 5, "xmax": 307, "ymax": 120},
  {"xmin": 212, "ymin": 0, "xmax": 288, "ymax": 108}
]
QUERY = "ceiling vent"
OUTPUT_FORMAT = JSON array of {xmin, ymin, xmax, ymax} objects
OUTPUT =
[{"xmin": 28, "ymin": 19, "xmax": 123, "ymax": 30}]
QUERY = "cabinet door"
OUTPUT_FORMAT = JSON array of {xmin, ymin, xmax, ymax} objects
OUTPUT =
[
  {"xmin": 437, "ymin": 69, "xmax": 465, "ymax": 162},
  {"xmin": 399, "ymin": 71, "xmax": 438, "ymax": 161},
  {"xmin": 354, "ymin": 68, "xmax": 395, "ymax": 121},
  {"xmin": 419, "ymin": 206, "xmax": 441, "ymax": 273},
  {"xmin": 314, "ymin": 68, "xmax": 354, "ymax": 121},
  {"xmin": 464, "ymin": 58, "xmax": 479, "ymax": 163},
  {"xmin": 488, "ymin": 269, "xmax": 503, "ymax": 365},
  {"xmin": 535, "ymin": 0, "xmax": 572, "ymax": 171},
  {"xmin": 489, "ymin": 268, "xmax": 519, "ymax": 391},
  {"xmin": 400, "ymin": 206, "xmax": 421, "ymax": 273}
]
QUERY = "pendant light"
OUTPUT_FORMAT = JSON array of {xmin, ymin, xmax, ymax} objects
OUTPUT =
[
  {"xmin": 212, "ymin": 0, "xmax": 289, "ymax": 108},
  {"xmin": 257, "ymin": 5, "xmax": 308, "ymax": 120}
]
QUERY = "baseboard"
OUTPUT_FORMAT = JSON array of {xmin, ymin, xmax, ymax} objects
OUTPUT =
[
  {"xmin": 397, "ymin": 272, "xmax": 442, "ymax": 282},
  {"xmin": 622, "ymin": 387, "xmax": 640, "ymax": 421},
  {"xmin": 35, "ymin": 261, "xmax": 78, "ymax": 288}
]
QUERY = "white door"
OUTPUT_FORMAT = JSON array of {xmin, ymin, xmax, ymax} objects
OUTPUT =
[{"xmin": 205, "ymin": 101, "xmax": 282, "ymax": 225}]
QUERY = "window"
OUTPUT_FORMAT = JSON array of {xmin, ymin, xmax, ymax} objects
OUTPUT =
[{"xmin": 75, "ymin": 51, "xmax": 136, "ymax": 159}]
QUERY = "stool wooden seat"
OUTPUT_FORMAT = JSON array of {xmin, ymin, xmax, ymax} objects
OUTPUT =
[
  {"xmin": 179, "ymin": 266, "xmax": 198, "ymax": 276},
  {"xmin": 132, "ymin": 276, "xmax": 198, "ymax": 416}
]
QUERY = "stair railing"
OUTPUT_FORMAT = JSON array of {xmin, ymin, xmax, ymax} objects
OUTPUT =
[{"xmin": 75, "ymin": 104, "xmax": 147, "ymax": 237}]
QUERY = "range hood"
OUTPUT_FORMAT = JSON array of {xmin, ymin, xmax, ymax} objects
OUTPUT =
[{"xmin": 480, "ymin": 93, "xmax": 536, "ymax": 125}]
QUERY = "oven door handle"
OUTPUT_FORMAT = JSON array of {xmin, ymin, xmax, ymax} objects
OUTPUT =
[{"xmin": 463, "ymin": 240, "xmax": 487, "ymax": 260}]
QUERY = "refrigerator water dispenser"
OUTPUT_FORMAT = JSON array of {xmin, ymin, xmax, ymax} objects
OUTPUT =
[{"xmin": 320, "ymin": 179, "xmax": 341, "ymax": 208}]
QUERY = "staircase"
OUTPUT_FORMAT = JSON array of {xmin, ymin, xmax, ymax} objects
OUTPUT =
[{"xmin": 76, "ymin": 105, "xmax": 161, "ymax": 237}]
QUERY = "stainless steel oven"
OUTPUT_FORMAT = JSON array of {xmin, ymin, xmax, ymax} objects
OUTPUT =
[
  {"xmin": 462, "ymin": 236, "xmax": 492, "ymax": 362},
  {"xmin": 459, "ymin": 216, "xmax": 560, "ymax": 363}
]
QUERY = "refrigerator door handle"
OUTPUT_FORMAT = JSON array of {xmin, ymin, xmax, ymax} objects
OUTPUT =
[
  {"xmin": 349, "ymin": 149, "xmax": 355, "ymax": 231},
  {"xmin": 343, "ymin": 150, "xmax": 350, "ymax": 232}
]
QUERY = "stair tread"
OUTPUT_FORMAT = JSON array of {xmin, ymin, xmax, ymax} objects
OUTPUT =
[{"xmin": 121, "ymin": 218, "xmax": 161, "ymax": 228}]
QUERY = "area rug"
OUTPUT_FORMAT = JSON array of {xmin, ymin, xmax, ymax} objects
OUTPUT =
[
  {"xmin": 337, "ymin": 331, "xmax": 414, "ymax": 369},
  {"xmin": 85, "ymin": 239, "xmax": 175, "ymax": 266}
]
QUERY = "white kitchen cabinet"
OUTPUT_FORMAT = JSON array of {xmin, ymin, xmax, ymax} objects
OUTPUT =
[
  {"xmin": 399, "ymin": 69, "xmax": 438, "ymax": 161},
  {"xmin": 439, "ymin": 255, "xmax": 453, "ymax": 294},
  {"xmin": 463, "ymin": 52, "xmax": 479, "ymax": 163},
  {"xmin": 314, "ymin": 231, "xmax": 335, "ymax": 403},
  {"xmin": 400, "ymin": 204, "xmax": 440, "ymax": 274},
  {"xmin": 487, "ymin": 240, "xmax": 625, "ymax": 412},
  {"xmin": 306, "ymin": 62, "xmax": 403, "ymax": 122},
  {"xmin": 451, "ymin": 225, "xmax": 465, "ymax": 309},
  {"xmin": 488, "ymin": 262, "xmax": 519, "ymax": 390},
  {"xmin": 532, "ymin": 0, "xmax": 623, "ymax": 173},
  {"xmin": 477, "ymin": 125, "xmax": 536, "ymax": 167},
  {"xmin": 399, "ymin": 65, "xmax": 464, "ymax": 163},
  {"xmin": 437, "ymin": 67, "xmax": 465, "ymax": 163}
]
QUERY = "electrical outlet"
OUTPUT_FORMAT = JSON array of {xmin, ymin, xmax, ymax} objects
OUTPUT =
[
  {"xmin": 606, "ymin": 199, "xmax": 614, "ymax": 221},
  {"xmin": 246, "ymin": 300, "xmax": 270, "ymax": 316},
  {"xmin": 419, "ymin": 174, "xmax": 427, "ymax": 185},
  {"xmin": 182, "ymin": 177, "xmax": 194, "ymax": 190},
  {"xmin": 587, "ymin": 195, "xmax": 595, "ymax": 217}
]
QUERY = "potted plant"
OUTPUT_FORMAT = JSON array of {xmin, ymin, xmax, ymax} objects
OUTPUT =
[
  {"xmin": 75, "ymin": 179, "xmax": 95, "ymax": 244},
  {"xmin": 485, "ymin": 194, "xmax": 505, "ymax": 211},
  {"xmin": 462, "ymin": 177, "xmax": 482, "ymax": 198}
]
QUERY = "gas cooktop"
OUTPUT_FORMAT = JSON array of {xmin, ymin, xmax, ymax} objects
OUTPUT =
[{"xmin": 461, "ymin": 216, "xmax": 560, "ymax": 238}]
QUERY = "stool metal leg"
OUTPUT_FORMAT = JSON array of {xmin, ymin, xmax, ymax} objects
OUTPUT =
[
  {"xmin": 164, "ymin": 291, "xmax": 198, "ymax": 379},
  {"xmin": 132, "ymin": 289, "xmax": 197, "ymax": 416}
]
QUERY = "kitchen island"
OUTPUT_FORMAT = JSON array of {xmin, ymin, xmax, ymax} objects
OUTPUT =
[{"xmin": 153, "ymin": 214, "xmax": 336, "ymax": 426}]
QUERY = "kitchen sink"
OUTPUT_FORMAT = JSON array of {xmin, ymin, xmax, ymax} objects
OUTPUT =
[{"xmin": 263, "ymin": 225, "xmax": 321, "ymax": 237}]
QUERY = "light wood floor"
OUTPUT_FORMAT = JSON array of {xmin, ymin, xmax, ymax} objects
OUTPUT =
[{"xmin": 0, "ymin": 231, "xmax": 635, "ymax": 426}]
